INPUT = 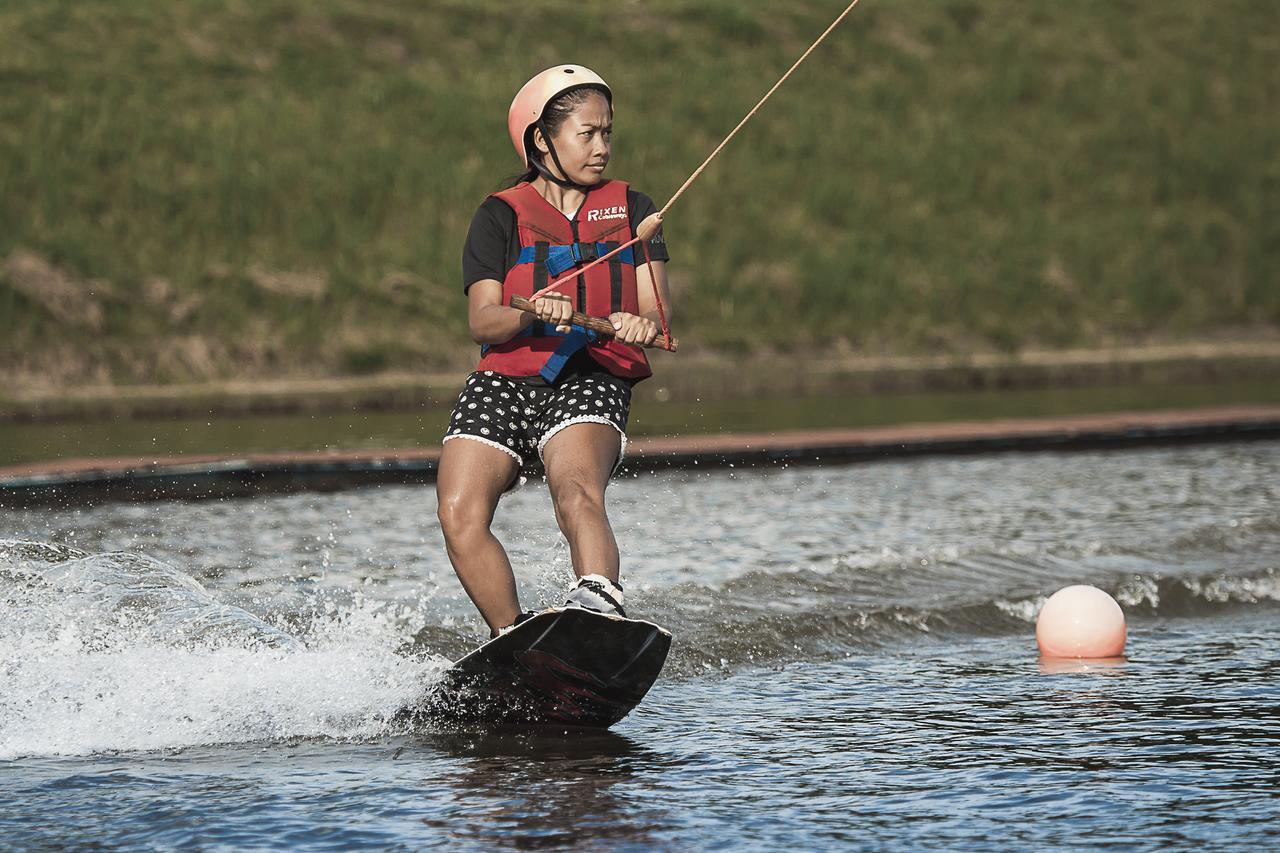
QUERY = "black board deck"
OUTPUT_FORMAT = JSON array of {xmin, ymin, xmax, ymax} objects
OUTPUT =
[{"xmin": 412, "ymin": 607, "xmax": 672, "ymax": 729}]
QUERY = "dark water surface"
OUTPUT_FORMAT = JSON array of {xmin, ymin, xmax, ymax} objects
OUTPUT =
[
  {"xmin": 3, "ymin": 377, "xmax": 1278, "ymax": 466},
  {"xmin": 3, "ymin": 441, "xmax": 1279, "ymax": 849}
]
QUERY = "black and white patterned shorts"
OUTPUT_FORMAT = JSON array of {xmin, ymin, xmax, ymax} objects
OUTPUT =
[{"xmin": 443, "ymin": 370, "xmax": 633, "ymax": 467}]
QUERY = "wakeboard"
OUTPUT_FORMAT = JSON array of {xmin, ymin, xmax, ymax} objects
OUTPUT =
[{"xmin": 412, "ymin": 607, "xmax": 671, "ymax": 729}]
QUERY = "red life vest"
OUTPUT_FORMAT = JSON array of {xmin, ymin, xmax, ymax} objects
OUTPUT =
[{"xmin": 475, "ymin": 179, "xmax": 652, "ymax": 383}]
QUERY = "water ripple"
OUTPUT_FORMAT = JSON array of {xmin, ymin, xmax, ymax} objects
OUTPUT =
[{"xmin": 1, "ymin": 441, "xmax": 1279, "ymax": 847}]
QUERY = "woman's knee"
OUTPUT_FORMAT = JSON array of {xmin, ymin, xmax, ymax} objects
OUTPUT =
[{"xmin": 436, "ymin": 491, "xmax": 496, "ymax": 541}]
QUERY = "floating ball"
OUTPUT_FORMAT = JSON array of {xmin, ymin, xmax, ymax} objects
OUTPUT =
[{"xmin": 1036, "ymin": 585, "xmax": 1126, "ymax": 658}]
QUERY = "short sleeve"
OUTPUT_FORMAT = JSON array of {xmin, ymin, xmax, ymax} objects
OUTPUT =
[
  {"xmin": 627, "ymin": 189, "xmax": 671, "ymax": 264},
  {"xmin": 462, "ymin": 198, "xmax": 518, "ymax": 292}
]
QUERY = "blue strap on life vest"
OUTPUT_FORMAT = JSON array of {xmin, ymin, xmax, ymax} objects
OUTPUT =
[
  {"xmin": 515, "ymin": 243, "xmax": 635, "ymax": 278},
  {"xmin": 538, "ymin": 323, "xmax": 601, "ymax": 383},
  {"xmin": 483, "ymin": 240, "xmax": 620, "ymax": 378},
  {"xmin": 481, "ymin": 321, "xmax": 601, "ymax": 381}
]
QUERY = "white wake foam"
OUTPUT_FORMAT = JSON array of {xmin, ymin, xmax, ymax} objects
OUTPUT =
[{"xmin": 0, "ymin": 539, "xmax": 445, "ymax": 759}]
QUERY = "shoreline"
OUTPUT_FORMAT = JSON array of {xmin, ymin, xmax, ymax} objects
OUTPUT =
[
  {"xmin": 3, "ymin": 339, "xmax": 1280, "ymax": 424},
  {"xmin": 3, "ymin": 405, "xmax": 1278, "ymax": 509}
]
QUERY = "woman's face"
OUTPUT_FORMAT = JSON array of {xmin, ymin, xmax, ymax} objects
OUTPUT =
[{"xmin": 535, "ymin": 91, "xmax": 612, "ymax": 186}]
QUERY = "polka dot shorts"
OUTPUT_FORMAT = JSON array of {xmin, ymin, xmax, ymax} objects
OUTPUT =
[{"xmin": 442, "ymin": 370, "xmax": 633, "ymax": 467}]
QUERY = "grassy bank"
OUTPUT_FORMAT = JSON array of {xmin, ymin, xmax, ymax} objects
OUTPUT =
[{"xmin": 1, "ymin": 0, "xmax": 1277, "ymax": 388}]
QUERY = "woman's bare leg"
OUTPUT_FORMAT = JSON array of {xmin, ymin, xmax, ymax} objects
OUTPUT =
[
  {"xmin": 435, "ymin": 438, "xmax": 522, "ymax": 633},
  {"xmin": 541, "ymin": 423, "xmax": 622, "ymax": 582}
]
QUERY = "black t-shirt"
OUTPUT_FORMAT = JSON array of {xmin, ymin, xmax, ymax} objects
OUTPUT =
[
  {"xmin": 462, "ymin": 186, "xmax": 670, "ymax": 293},
  {"xmin": 461, "ymin": 185, "xmax": 670, "ymax": 384}
]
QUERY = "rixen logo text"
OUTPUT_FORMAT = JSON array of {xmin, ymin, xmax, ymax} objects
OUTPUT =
[{"xmin": 586, "ymin": 206, "xmax": 627, "ymax": 223}]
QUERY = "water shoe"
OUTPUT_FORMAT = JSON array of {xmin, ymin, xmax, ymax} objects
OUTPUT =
[{"xmin": 564, "ymin": 574, "xmax": 626, "ymax": 618}]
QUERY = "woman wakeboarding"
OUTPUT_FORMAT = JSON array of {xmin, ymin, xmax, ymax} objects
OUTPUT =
[{"xmin": 437, "ymin": 65, "xmax": 673, "ymax": 638}]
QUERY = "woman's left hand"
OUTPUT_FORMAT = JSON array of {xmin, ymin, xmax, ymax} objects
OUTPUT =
[{"xmin": 608, "ymin": 313, "xmax": 658, "ymax": 346}]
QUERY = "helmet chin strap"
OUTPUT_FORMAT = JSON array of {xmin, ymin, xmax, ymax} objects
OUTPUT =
[{"xmin": 532, "ymin": 120, "xmax": 593, "ymax": 192}]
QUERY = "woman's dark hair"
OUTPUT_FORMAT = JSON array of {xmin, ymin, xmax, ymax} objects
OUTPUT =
[{"xmin": 502, "ymin": 85, "xmax": 611, "ymax": 188}]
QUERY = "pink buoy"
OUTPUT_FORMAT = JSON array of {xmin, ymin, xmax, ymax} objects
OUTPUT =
[{"xmin": 1036, "ymin": 585, "xmax": 1127, "ymax": 658}]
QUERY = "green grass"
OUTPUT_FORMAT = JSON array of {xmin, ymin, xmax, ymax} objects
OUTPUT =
[{"xmin": 1, "ymin": 0, "xmax": 1277, "ymax": 386}]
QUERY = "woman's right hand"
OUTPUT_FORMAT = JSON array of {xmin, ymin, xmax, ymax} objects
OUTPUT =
[{"xmin": 529, "ymin": 294, "xmax": 574, "ymax": 333}]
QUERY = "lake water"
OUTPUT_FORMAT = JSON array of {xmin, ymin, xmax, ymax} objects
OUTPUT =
[
  {"xmin": 4, "ymin": 377, "xmax": 1279, "ymax": 467},
  {"xmin": 2, "ymin": 441, "xmax": 1278, "ymax": 849}
]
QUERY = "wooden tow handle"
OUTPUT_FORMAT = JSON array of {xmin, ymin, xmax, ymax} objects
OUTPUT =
[
  {"xmin": 510, "ymin": 295, "xmax": 679, "ymax": 352},
  {"xmin": 635, "ymin": 212, "xmax": 663, "ymax": 242}
]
